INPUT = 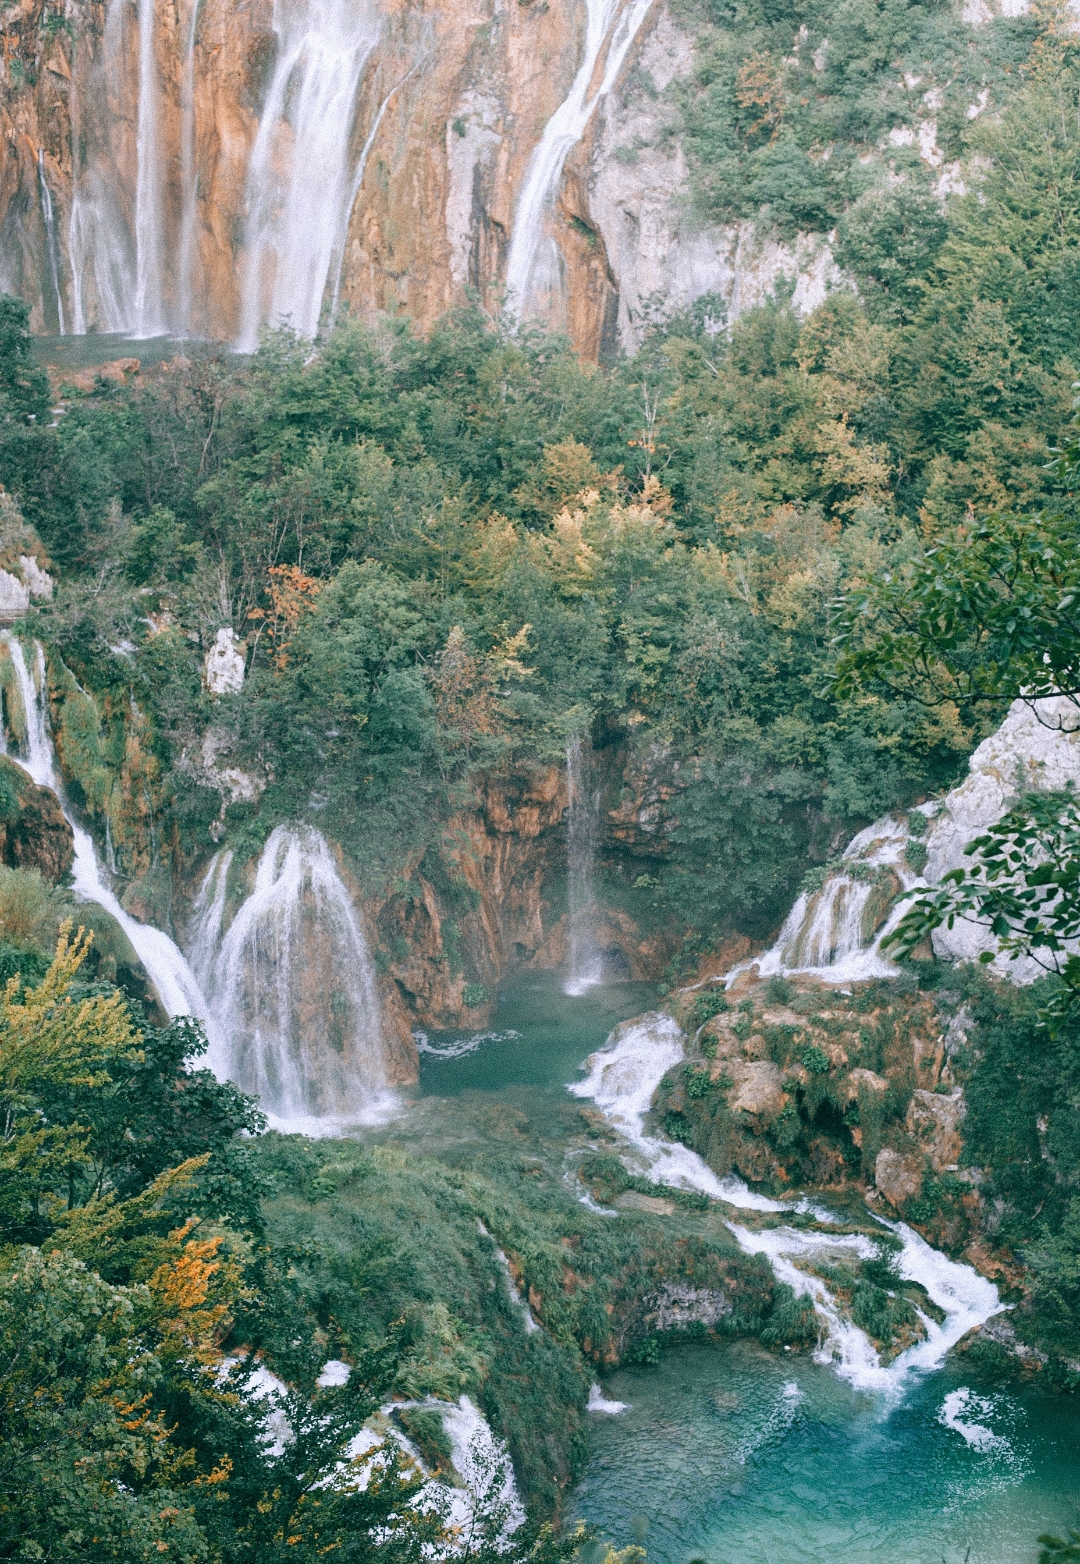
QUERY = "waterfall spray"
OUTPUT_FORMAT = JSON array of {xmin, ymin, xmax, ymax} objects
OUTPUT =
[
  {"xmin": 37, "ymin": 151, "xmax": 66, "ymax": 335},
  {"xmin": 235, "ymin": 0, "xmax": 380, "ymax": 352},
  {"xmin": 0, "ymin": 636, "xmax": 211, "ymax": 1021},
  {"xmin": 564, "ymin": 737, "xmax": 604, "ymax": 996},
  {"xmin": 504, "ymin": 0, "xmax": 654, "ymax": 321},
  {"xmin": 190, "ymin": 825, "xmax": 390, "ymax": 1128},
  {"xmin": 133, "ymin": 0, "xmax": 166, "ymax": 336}
]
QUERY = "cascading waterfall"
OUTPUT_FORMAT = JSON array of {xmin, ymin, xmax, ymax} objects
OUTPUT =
[
  {"xmin": 176, "ymin": 0, "xmax": 201, "ymax": 335},
  {"xmin": 570, "ymin": 1015, "xmax": 1004, "ymax": 1393},
  {"xmin": 188, "ymin": 825, "xmax": 390, "ymax": 1129},
  {"xmin": 564, "ymin": 737, "xmax": 604, "ymax": 996},
  {"xmin": 504, "ymin": 0, "xmax": 655, "ymax": 320},
  {"xmin": 750, "ymin": 815, "xmax": 916, "ymax": 986},
  {"xmin": 235, "ymin": 0, "xmax": 381, "ymax": 353},
  {"xmin": 37, "ymin": 152, "xmax": 66, "ymax": 336},
  {"xmin": 0, "ymin": 635, "xmax": 211, "ymax": 1021},
  {"xmin": 133, "ymin": 0, "xmax": 166, "ymax": 337}
]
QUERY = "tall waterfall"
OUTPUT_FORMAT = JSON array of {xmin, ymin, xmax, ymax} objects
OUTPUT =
[
  {"xmin": 176, "ymin": 0, "xmax": 201, "ymax": 335},
  {"xmin": 504, "ymin": 0, "xmax": 654, "ymax": 321},
  {"xmin": 564, "ymin": 737, "xmax": 604, "ymax": 996},
  {"xmin": 37, "ymin": 152, "xmax": 66, "ymax": 336},
  {"xmin": 132, "ymin": 0, "xmax": 166, "ymax": 337},
  {"xmin": 0, "ymin": 636, "xmax": 211, "ymax": 1021},
  {"xmin": 188, "ymin": 826, "xmax": 390, "ymax": 1129},
  {"xmin": 235, "ymin": 0, "xmax": 381, "ymax": 352},
  {"xmin": 68, "ymin": 0, "xmax": 139, "ymax": 335},
  {"xmin": 571, "ymin": 1015, "xmax": 1004, "ymax": 1393}
]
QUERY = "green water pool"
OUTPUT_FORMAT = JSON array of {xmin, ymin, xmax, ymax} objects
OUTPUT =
[{"xmin": 405, "ymin": 976, "xmax": 1080, "ymax": 1562}]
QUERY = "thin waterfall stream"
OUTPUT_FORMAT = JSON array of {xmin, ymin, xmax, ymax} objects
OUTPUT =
[
  {"xmin": 37, "ymin": 151, "xmax": 66, "ymax": 336},
  {"xmin": 0, "ymin": 636, "xmax": 210, "ymax": 1020},
  {"xmin": 235, "ymin": 0, "xmax": 381, "ymax": 351},
  {"xmin": 504, "ymin": 0, "xmax": 655, "ymax": 320},
  {"xmin": 564, "ymin": 737, "xmax": 604, "ymax": 996}
]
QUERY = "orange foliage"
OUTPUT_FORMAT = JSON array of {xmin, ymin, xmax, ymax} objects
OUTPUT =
[{"xmin": 249, "ymin": 563, "xmax": 322, "ymax": 671}]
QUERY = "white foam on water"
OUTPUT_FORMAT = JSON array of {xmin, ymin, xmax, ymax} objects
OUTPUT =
[
  {"xmin": 587, "ymin": 1383, "xmax": 629, "ymax": 1414},
  {"xmin": 938, "ymin": 1387, "xmax": 1007, "ymax": 1451},
  {"xmin": 415, "ymin": 1029, "xmax": 521, "ymax": 1060},
  {"xmin": 882, "ymin": 1219, "xmax": 1005, "ymax": 1377},
  {"xmin": 316, "ymin": 1359, "xmax": 352, "ymax": 1388}
]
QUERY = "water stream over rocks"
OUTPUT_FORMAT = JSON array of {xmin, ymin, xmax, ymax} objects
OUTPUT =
[
  {"xmin": 564, "ymin": 737, "xmax": 604, "ymax": 996},
  {"xmin": 1, "ymin": 635, "xmax": 210, "ymax": 1019}
]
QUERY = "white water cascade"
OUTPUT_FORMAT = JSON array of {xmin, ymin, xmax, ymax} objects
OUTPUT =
[
  {"xmin": 235, "ymin": 0, "xmax": 381, "ymax": 352},
  {"xmin": 752, "ymin": 815, "xmax": 916, "ymax": 987},
  {"xmin": 68, "ymin": 0, "xmax": 139, "ymax": 335},
  {"xmin": 37, "ymin": 152, "xmax": 66, "ymax": 336},
  {"xmin": 564, "ymin": 737, "xmax": 604, "ymax": 996},
  {"xmin": 177, "ymin": 0, "xmax": 201, "ymax": 335},
  {"xmin": 188, "ymin": 827, "xmax": 391, "ymax": 1130},
  {"xmin": 0, "ymin": 636, "xmax": 211, "ymax": 1021},
  {"xmin": 570, "ymin": 1015, "xmax": 1004, "ymax": 1393},
  {"xmin": 133, "ymin": 0, "xmax": 166, "ymax": 337},
  {"xmin": 504, "ymin": 0, "xmax": 655, "ymax": 321}
]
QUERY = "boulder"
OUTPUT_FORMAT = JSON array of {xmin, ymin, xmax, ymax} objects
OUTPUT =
[
  {"xmin": 0, "ymin": 756, "xmax": 73, "ymax": 881},
  {"xmin": 725, "ymin": 1059, "xmax": 785, "ymax": 1118},
  {"xmin": 874, "ymin": 1147, "xmax": 926, "ymax": 1207}
]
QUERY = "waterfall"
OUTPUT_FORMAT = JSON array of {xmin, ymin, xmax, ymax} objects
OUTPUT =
[
  {"xmin": 0, "ymin": 636, "xmax": 211, "ymax": 1022},
  {"xmin": 235, "ymin": 0, "xmax": 381, "ymax": 353},
  {"xmin": 570, "ymin": 1015, "xmax": 1004, "ymax": 1393},
  {"xmin": 327, "ymin": 62, "xmax": 421, "ymax": 328},
  {"xmin": 504, "ymin": 0, "xmax": 654, "ymax": 321},
  {"xmin": 189, "ymin": 825, "xmax": 390, "ymax": 1129},
  {"xmin": 751, "ymin": 815, "xmax": 915, "ymax": 986},
  {"xmin": 37, "ymin": 152, "xmax": 66, "ymax": 336},
  {"xmin": 133, "ymin": 0, "xmax": 166, "ymax": 337},
  {"xmin": 564, "ymin": 737, "xmax": 604, "ymax": 996},
  {"xmin": 68, "ymin": 0, "xmax": 137, "ymax": 334},
  {"xmin": 177, "ymin": 0, "xmax": 201, "ymax": 335}
]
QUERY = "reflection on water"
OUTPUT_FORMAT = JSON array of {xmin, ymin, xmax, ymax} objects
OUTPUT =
[{"xmin": 31, "ymin": 332, "xmax": 231, "ymax": 372}]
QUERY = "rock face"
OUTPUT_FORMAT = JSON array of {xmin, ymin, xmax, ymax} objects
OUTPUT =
[
  {"xmin": 874, "ymin": 1148, "xmax": 926, "ymax": 1207},
  {"xmin": 204, "ymin": 628, "xmax": 245, "ymax": 696},
  {"xmin": 1, "ymin": 0, "xmax": 843, "ymax": 358},
  {"xmin": 0, "ymin": 756, "xmax": 74, "ymax": 882}
]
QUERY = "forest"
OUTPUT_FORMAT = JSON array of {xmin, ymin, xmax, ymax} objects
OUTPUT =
[{"xmin": 1, "ymin": 4, "xmax": 1080, "ymax": 1557}]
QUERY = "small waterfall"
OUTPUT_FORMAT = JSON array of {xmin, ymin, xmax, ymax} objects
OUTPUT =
[
  {"xmin": 235, "ymin": 0, "xmax": 380, "ymax": 352},
  {"xmin": 752, "ymin": 816, "xmax": 915, "ymax": 986},
  {"xmin": 176, "ymin": 0, "xmax": 201, "ymax": 334},
  {"xmin": 191, "ymin": 825, "xmax": 390, "ymax": 1128},
  {"xmin": 563, "ymin": 737, "xmax": 604, "ymax": 996},
  {"xmin": 37, "ymin": 152, "xmax": 66, "ymax": 336},
  {"xmin": 570, "ymin": 1015, "xmax": 1004, "ymax": 1393},
  {"xmin": 0, "ymin": 636, "xmax": 211, "ymax": 1022},
  {"xmin": 133, "ymin": 0, "xmax": 166, "ymax": 337},
  {"xmin": 504, "ymin": 0, "xmax": 654, "ymax": 321}
]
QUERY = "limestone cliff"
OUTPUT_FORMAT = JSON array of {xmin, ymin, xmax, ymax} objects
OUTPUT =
[{"xmin": 1, "ymin": 0, "xmax": 846, "ymax": 357}]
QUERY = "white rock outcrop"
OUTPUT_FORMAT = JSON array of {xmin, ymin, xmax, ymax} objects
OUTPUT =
[{"xmin": 204, "ymin": 627, "xmax": 245, "ymax": 696}]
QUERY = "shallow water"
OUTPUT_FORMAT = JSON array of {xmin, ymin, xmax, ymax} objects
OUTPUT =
[
  {"xmin": 575, "ymin": 1342, "xmax": 1080, "ymax": 1564},
  {"xmin": 403, "ymin": 975, "xmax": 1080, "ymax": 1560}
]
